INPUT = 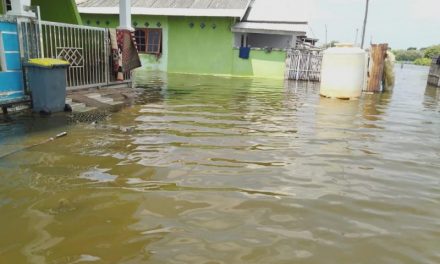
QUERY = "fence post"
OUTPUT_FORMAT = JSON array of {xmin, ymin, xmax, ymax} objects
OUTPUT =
[
  {"xmin": 295, "ymin": 51, "xmax": 301, "ymax": 81},
  {"xmin": 366, "ymin": 43, "xmax": 388, "ymax": 93}
]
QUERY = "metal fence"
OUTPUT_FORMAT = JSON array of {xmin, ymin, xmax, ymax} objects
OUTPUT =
[
  {"xmin": 285, "ymin": 49, "xmax": 323, "ymax": 82},
  {"xmin": 18, "ymin": 18, "xmax": 131, "ymax": 90}
]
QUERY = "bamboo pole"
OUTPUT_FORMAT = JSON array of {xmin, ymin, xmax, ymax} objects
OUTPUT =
[{"xmin": 366, "ymin": 43, "xmax": 388, "ymax": 93}]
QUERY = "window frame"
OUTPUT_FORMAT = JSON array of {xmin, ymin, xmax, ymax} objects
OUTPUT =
[
  {"xmin": 0, "ymin": 33, "xmax": 5, "ymax": 72},
  {"xmin": 134, "ymin": 28, "xmax": 162, "ymax": 55}
]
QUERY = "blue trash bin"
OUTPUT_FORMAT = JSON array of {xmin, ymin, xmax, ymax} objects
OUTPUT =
[{"xmin": 25, "ymin": 58, "xmax": 70, "ymax": 113}]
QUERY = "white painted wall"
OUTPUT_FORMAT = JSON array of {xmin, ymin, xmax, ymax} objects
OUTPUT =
[
  {"xmin": 234, "ymin": 33, "xmax": 298, "ymax": 49},
  {"xmin": 118, "ymin": 0, "xmax": 133, "ymax": 30}
]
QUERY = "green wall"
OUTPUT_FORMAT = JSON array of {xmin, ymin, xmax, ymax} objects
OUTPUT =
[
  {"xmin": 79, "ymin": 13, "xmax": 287, "ymax": 79},
  {"xmin": 0, "ymin": 1, "xmax": 4, "ymax": 15},
  {"xmin": 168, "ymin": 16, "xmax": 235, "ymax": 76},
  {"xmin": 32, "ymin": 0, "xmax": 82, "ymax": 24},
  {"xmin": 232, "ymin": 49, "xmax": 286, "ymax": 79},
  {"xmin": 81, "ymin": 14, "xmax": 168, "ymax": 72}
]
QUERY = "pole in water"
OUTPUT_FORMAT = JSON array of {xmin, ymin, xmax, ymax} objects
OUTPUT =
[
  {"xmin": 361, "ymin": 0, "xmax": 370, "ymax": 49},
  {"xmin": 0, "ymin": 132, "xmax": 68, "ymax": 160}
]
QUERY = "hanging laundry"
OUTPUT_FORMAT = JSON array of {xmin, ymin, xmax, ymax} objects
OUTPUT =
[
  {"xmin": 109, "ymin": 28, "xmax": 123, "ymax": 80},
  {"xmin": 109, "ymin": 29, "xmax": 142, "ymax": 81}
]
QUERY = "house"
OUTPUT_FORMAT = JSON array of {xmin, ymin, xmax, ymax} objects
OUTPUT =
[
  {"xmin": 1, "ymin": 0, "xmax": 82, "ymax": 24},
  {"xmin": 77, "ymin": 0, "xmax": 311, "ymax": 79}
]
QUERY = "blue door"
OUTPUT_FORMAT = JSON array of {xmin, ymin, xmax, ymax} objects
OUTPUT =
[{"xmin": 0, "ymin": 21, "xmax": 26, "ymax": 106}]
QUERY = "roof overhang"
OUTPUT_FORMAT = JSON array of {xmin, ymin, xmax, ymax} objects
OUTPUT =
[
  {"xmin": 78, "ymin": 7, "xmax": 247, "ymax": 18},
  {"xmin": 232, "ymin": 22, "xmax": 308, "ymax": 35}
]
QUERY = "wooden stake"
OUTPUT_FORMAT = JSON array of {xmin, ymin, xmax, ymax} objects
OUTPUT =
[{"xmin": 366, "ymin": 43, "xmax": 388, "ymax": 93}]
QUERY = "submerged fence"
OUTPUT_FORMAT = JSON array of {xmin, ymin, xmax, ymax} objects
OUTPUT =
[
  {"xmin": 285, "ymin": 49, "xmax": 323, "ymax": 82},
  {"xmin": 17, "ymin": 18, "xmax": 131, "ymax": 90}
]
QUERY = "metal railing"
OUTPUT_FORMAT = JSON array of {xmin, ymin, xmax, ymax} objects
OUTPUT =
[
  {"xmin": 18, "ymin": 18, "xmax": 132, "ymax": 90},
  {"xmin": 286, "ymin": 48, "xmax": 323, "ymax": 82}
]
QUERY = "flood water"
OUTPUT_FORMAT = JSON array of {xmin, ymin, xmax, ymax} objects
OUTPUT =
[{"xmin": 1, "ymin": 65, "xmax": 439, "ymax": 263}]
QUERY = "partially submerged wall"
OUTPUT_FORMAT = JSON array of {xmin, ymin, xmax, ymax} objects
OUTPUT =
[
  {"xmin": 428, "ymin": 57, "xmax": 440, "ymax": 87},
  {"xmin": 232, "ymin": 49, "xmax": 286, "ymax": 79},
  {"xmin": 167, "ymin": 16, "xmax": 235, "ymax": 76},
  {"xmin": 79, "ymin": 13, "xmax": 287, "ymax": 79}
]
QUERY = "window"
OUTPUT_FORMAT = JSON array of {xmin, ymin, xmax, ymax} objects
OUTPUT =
[
  {"xmin": 6, "ymin": 0, "xmax": 12, "ymax": 12},
  {"xmin": 134, "ymin": 28, "xmax": 162, "ymax": 55}
]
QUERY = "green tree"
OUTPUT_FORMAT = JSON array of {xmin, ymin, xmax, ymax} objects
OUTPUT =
[
  {"xmin": 414, "ymin": 57, "xmax": 432, "ymax": 66},
  {"xmin": 423, "ymin": 45, "xmax": 440, "ymax": 59},
  {"xmin": 393, "ymin": 49, "xmax": 423, "ymax": 62}
]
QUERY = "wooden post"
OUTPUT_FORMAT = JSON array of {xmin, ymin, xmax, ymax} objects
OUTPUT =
[{"xmin": 366, "ymin": 43, "xmax": 388, "ymax": 93}]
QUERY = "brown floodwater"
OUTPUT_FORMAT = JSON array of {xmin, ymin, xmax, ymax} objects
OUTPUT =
[{"xmin": 0, "ymin": 65, "xmax": 439, "ymax": 263}]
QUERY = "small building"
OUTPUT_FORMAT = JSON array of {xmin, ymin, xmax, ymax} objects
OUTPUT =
[{"xmin": 77, "ymin": 0, "xmax": 311, "ymax": 79}]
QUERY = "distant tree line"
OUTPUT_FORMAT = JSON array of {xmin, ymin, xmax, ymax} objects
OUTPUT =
[
  {"xmin": 320, "ymin": 42, "xmax": 440, "ymax": 66},
  {"xmin": 393, "ymin": 45, "xmax": 440, "ymax": 66}
]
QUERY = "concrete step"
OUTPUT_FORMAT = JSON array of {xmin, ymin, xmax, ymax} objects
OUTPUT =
[
  {"xmin": 70, "ymin": 102, "xmax": 86, "ymax": 110},
  {"xmin": 86, "ymin": 93, "xmax": 102, "ymax": 99},
  {"xmin": 104, "ymin": 100, "xmax": 124, "ymax": 106},
  {"xmin": 66, "ymin": 97, "xmax": 73, "ymax": 105},
  {"xmin": 96, "ymin": 97, "xmax": 115, "ymax": 104},
  {"xmin": 74, "ymin": 106, "xmax": 98, "ymax": 113},
  {"xmin": 85, "ymin": 94, "xmax": 116, "ymax": 104}
]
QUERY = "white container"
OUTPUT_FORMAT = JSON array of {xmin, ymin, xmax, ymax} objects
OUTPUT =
[{"xmin": 320, "ymin": 45, "xmax": 368, "ymax": 99}]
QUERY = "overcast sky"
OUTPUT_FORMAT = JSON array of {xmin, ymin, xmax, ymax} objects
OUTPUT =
[{"xmin": 307, "ymin": 0, "xmax": 439, "ymax": 49}]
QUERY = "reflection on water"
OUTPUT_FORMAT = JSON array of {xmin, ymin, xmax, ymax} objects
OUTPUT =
[{"xmin": 1, "ymin": 65, "xmax": 440, "ymax": 263}]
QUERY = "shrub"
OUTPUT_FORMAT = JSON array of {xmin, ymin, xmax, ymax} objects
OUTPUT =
[{"xmin": 414, "ymin": 57, "xmax": 432, "ymax": 66}]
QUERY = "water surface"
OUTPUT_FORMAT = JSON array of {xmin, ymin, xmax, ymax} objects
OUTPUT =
[{"xmin": 1, "ymin": 65, "xmax": 439, "ymax": 263}]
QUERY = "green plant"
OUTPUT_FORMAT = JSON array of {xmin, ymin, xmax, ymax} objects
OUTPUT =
[
  {"xmin": 392, "ymin": 49, "xmax": 423, "ymax": 62},
  {"xmin": 414, "ymin": 57, "xmax": 432, "ymax": 66},
  {"xmin": 423, "ymin": 45, "xmax": 440, "ymax": 59}
]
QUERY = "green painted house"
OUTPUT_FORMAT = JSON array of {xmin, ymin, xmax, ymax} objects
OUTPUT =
[
  {"xmin": 77, "ymin": 0, "xmax": 310, "ymax": 79},
  {"xmin": 1, "ymin": 0, "xmax": 82, "ymax": 24}
]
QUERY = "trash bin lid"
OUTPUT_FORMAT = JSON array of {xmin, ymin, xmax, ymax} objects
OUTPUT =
[{"xmin": 26, "ymin": 58, "xmax": 70, "ymax": 68}]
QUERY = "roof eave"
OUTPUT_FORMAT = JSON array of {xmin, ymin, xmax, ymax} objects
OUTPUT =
[
  {"xmin": 78, "ymin": 7, "xmax": 245, "ymax": 18},
  {"xmin": 231, "ymin": 28, "xmax": 306, "ymax": 35}
]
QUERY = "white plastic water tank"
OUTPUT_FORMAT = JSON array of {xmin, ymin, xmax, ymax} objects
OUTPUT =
[{"xmin": 320, "ymin": 44, "xmax": 368, "ymax": 99}]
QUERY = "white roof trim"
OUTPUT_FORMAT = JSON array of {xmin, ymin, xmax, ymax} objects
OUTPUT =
[
  {"xmin": 78, "ymin": 7, "xmax": 246, "ymax": 18},
  {"xmin": 232, "ymin": 22, "xmax": 308, "ymax": 35}
]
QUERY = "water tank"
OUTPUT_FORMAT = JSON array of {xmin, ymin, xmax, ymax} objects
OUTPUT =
[{"xmin": 320, "ymin": 45, "xmax": 368, "ymax": 99}]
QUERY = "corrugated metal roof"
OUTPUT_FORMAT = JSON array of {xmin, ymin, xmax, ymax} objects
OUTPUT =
[
  {"xmin": 78, "ymin": 0, "xmax": 249, "ymax": 9},
  {"xmin": 79, "ymin": 7, "xmax": 247, "ymax": 18},
  {"xmin": 232, "ymin": 22, "xmax": 308, "ymax": 35},
  {"xmin": 77, "ymin": 0, "xmax": 251, "ymax": 18}
]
